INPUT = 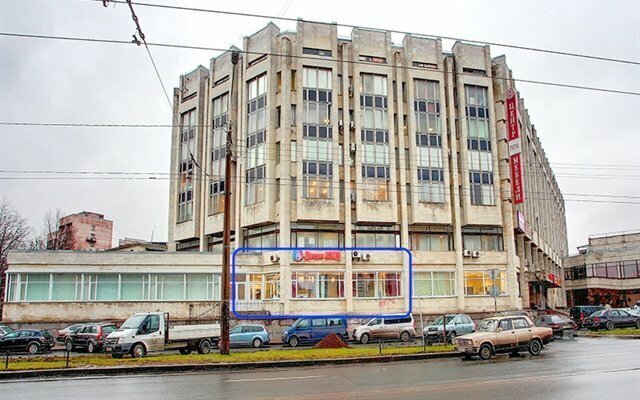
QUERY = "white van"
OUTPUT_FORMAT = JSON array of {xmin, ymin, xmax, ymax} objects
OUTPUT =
[{"xmin": 352, "ymin": 315, "xmax": 416, "ymax": 344}]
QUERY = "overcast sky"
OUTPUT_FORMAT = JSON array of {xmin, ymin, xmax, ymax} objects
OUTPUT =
[{"xmin": 0, "ymin": 0, "xmax": 638, "ymax": 253}]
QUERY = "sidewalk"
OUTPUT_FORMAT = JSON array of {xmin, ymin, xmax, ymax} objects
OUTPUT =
[{"xmin": 0, "ymin": 351, "xmax": 459, "ymax": 380}]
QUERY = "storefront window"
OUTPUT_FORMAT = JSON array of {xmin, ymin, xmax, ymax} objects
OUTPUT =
[
  {"xmin": 413, "ymin": 271, "xmax": 455, "ymax": 297},
  {"xmin": 292, "ymin": 272, "xmax": 344, "ymax": 299},
  {"xmin": 352, "ymin": 272, "xmax": 401, "ymax": 298},
  {"xmin": 464, "ymin": 270, "xmax": 506, "ymax": 296}
]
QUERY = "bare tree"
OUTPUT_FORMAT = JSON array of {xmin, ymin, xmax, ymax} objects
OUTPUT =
[
  {"xmin": 0, "ymin": 200, "xmax": 30, "ymax": 319},
  {"xmin": 42, "ymin": 209, "xmax": 76, "ymax": 250}
]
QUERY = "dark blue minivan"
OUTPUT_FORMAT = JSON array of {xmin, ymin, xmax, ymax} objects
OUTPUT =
[{"xmin": 282, "ymin": 317, "xmax": 348, "ymax": 347}]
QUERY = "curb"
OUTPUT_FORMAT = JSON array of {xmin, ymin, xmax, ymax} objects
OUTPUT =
[
  {"xmin": 0, "ymin": 351, "xmax": 459, "ymax": 380},
  {"xmin": 575, "ymin": 333, "xmax": 640, "ymax": 340}
]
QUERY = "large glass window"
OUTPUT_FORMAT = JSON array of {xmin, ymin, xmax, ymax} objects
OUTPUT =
[
  {"xmin": 51, "ymin": 274, "xmax": 79, "ymax": 301},
  {"xmin": 21, "ymin": 274, "xmax": 49, "ymax": 301},
  {"xmin": 361, "ymin": 73, "xmax": 390, "ymax": 202},
  {"xmin": 414, "ymin": 271, "xmax": 455, "ymax": 297},
  {"xmin": 303, "ymin": 67, "xmax": 333, "ymax": 199},
  {"xmin": 414, "ymin": 80, "xmax": 444, "ymax": 203},
  {"xmin": 465, "ymin": 85, "xmax": 494, "ymax": 206},
  {"xmin": 410, "ymin": 231, "xmax": 452, "ymax": 251},
  {"xmin": 121, "ymin": 274, "xmax": 147, "ymax": 301},
  {"xmin": 246, "ymin": 74, "xmax": 267, "ymax": 205},
  {"xmin": 352, "ymin": 272, "xmax": 401, "ymax": 298},
  {"xmin": 464, "ymin": 270, "xmax": 506, "ymax": 296},
  {"xmin": 291, "ymin": 272, "xmax": 345, "ymax": 299},
  {"xmin": 462, "ymin": 226, "xmax": 504, "ymax": 251}
]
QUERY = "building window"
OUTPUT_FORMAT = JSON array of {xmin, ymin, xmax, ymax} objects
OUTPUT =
[
  {"xmin": 414, "ymin": 79, "xmax": 444, "ymax": 203},
  {"xmin": 243, "ymin": 225, "xmax": 279, "ymax": 249},
  {"xmin": 290, "ymin": 223, "xmax": 344, "ymax": 247},
  {"xmin": 414, "ymin": 271, "xmax": 455, "ymax": 297},
  {"xmin": 245, "ymin": 74, "xmax": 267, "ymax": 205},
  {"xmin": 361, "ymin": 73, "xmax": 390, "ymax": 202},
  {"xmin": 464, "ymin": 270, "xmax": 506, "ymax": 296},
  {"xmin": 178, "ymin": 109, "xmax": 196, "ymax": 222},
  {"xmin": 209, "ymin": 180, "xmax": 225, "ymax": 215},
  {"xmin": 51, "ymin": 274, "xmax": 80, "ymax": 301},
  {"xmin": 410, "ymin": 227, "xmax": 452, "ymax": 251},
  {"xmin": 465, "ymin": 85, "xmax": 494, "ymax": 206},
  {"xmin": 303, "ymin": 67, "xmax": 333, "ymax": 199},
  {"xmin": 622, "ymin": 260, "xmax": 640, "ymax": 278},
  {"xmin": 462, "ymin": 226, "xmax": 504, "ymax": 251},
  {"xmin": 265, "ymin": 273, "xmax": 280, "ymax": 299},
  {"xmin": 352, "ymin": 272, "xmax": 401, "ymax": 298},
  {"xmin": 303, "ymin": 47, "xmax": 332, "ymax": 57},
  {"xmin": 292, "ymin": 272, "xmax": 344, "ymax": 299},
  {"xmin": 359, "ymin": 55, "xmax": 386, "ymax": 64}
]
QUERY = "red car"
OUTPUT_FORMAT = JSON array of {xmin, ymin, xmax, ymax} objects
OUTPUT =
[{"xmin": 65, "ymin": 323, "xmax": 117, "ymax": 353}]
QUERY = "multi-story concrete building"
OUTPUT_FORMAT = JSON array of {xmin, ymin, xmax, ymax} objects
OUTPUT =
[
  {"xmin": 167, "ymin": 21, "xmax": 568, "ymax": 317},
  {"xmin": 47, "ymin": 211, "xmax": 113, "ymax": 251},
  {"xmin": 564, "ymin": 231, "xmax": 640, "ymax": 308}
]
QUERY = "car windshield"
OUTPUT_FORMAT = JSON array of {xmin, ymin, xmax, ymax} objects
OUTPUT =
[
  {"xmin": 367, "ymin": 318, "xmax": 382, "ymax": 326},
  {"xmin": 477, "ymin": 319, "xmax": 498, "ymax": 332},
  {"xmin": 3, "ymin": 332, "xmax": 19, "ymax": 339},
  {"xmin": 589, "ymin": 310, "xmax": 605, "ymax": 318},
  {"xmin": 551, "ymin": 316, "xmax": 566, "ymax": 323},
  {"xmin": 2, "ymin": 326, "xmax": 15, "ymax": 334},
  {"xmin": 230, "ymin": 326, "xmax": 242, "ymax": 334},
  {"xmin": 431, "ymin": 316, "xmax": 454, "ymax": 325},
  {"xmin": 121, "ymin": 315, "xmax": 148, "ymax": 329}
]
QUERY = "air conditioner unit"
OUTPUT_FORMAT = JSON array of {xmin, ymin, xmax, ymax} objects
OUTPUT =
[
  {"xmin": 269, "ymin": 254, "xmax": 280, "ymax": 263},
  {"xmin": 349, "ymin": 120, "xmax": 355, "ymax": 130},
  {"xmin": 338, "ymin": 119, "xmax": 344, "ymax": 128},
  {"xmin": 352, "ymin": 250, "xmax": 361, "ymax": 260},
  {"xmin": 348, "ymin": 86, "xmax": 354, "ymax": 98},
  {"xmin": 472, "ymin": 250, "xmax": 480, "ymax": 258},
  {"xmin": 350, "ymin": 192, "xmax": 356, "ymax": 202},
  {"xmin": 362, "ymin": 253, "xmax": 371, "ymax": 261},
  {"xmin": 349, "ymin": 143, "xmax": 356, "ymax": 154},
  {"xmin": 462, "ymin": 249, "xmax": 472, "ymax": 257}
]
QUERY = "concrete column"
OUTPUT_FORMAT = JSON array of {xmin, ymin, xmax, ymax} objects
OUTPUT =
[
  {"xmin": 517, "ymin": 234, "xmax": 530, "ymax": 307},
  {"xmin": 342, "ymin": 43, "xmax": 354, "ymax": 313}
]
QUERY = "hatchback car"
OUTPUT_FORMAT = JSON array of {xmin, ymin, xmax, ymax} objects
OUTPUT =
[
  {"xmin": 230, "ymin": 324, "xmax": 270, "ymax": 348},
  {"xmin": 0, "ymin": 325, "xmax": 14, "ymax": 338},
  {"xmin": 582, "ymin": 309, "xmax": 640, "ymax": 331},
  {"xmin": 423, "ymin": 314, "xmax": 475, "ymax": 344},
  {"xmin": 0, "ymin": 329, "xmax": 54, "ymax": 354},
  {"xmin": 65, "ymin": 323, "xmax": 117, "ymax": 353},
  {"xmin": 55, "ymin": 323, "xmax": 85, "ymax": 344},
  {"xmin": 535, "ymin": 314, "xmax": 576, "ymax": 337},
  {"xmin": 352, "ymin": 315, "xmax": 416, "ymax": 344}
]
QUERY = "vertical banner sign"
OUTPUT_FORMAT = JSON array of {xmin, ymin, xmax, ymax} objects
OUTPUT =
[{"xmin": 506, "ymin": 87, "xmax": 524, "ymax": 204}]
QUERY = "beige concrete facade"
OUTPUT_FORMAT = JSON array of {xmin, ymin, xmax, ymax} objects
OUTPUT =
[
  {"xmin": 564, "ymin": 231, "xmax": 640, "ymax": 307},
  {"xmin": 166, "ymin": 21, "xmax": 568, "ymax": 316}
]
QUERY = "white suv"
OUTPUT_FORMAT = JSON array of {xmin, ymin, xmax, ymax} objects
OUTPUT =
[{"xmin": 352, "ymin": 315, "xmax": 416, "ymax": 344}]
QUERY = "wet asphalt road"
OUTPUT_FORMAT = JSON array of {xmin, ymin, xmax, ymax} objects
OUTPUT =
[{"xmin": 1, "ymin": 337, "xmax": 638, "ymax": 400}]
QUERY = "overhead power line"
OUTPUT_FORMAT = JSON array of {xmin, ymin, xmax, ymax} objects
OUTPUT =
[
  {"xmin": 1, "ymin": 32, "xmax": 638, "ymax": 96},
  {"xmin": 86, "ymin": 0, "xmax": 640, "ymax": 66}
]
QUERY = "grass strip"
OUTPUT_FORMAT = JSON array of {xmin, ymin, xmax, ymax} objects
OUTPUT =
[
  {"xmin": 588, "ymin": 328, "xmax": 640, "ymax": 336},
  {"xmin": 2, "ymin": 345, "xmax": 454, "ymax": 371}
]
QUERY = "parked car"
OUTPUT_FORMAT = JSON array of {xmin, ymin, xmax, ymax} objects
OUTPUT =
[
  {"xmin": 65, "ymin": 323, "xmax": 117, "ymax": 353},
  {"xmin": 55, "ymin": 323, "xmax": 85, "ymax": 344},
  {"xmin": 569, "ymin": 306, "xmax": 604, "ymax": 328},
  {"xmin": 423, "ymin": 314, "xmax": 475, "ymax": 344},
  {"xmin": 229, "ymin": 324, "xmax": 270, "ymax": 348},
  {"xmin": 0, "ymin": 325, "xmax": 15, "ymax": 338},
  {"xmin": 582, "ymin": 309, "xmax": 640, "ymax": 331},
  {"xmin": 0, "ymin": 329, "xmax": 54, "ymax": 354},
  {"xmin": 535, "ymin": 314, "xmax": 576, "ymax": 337},
  {"xmin": 352, "ymin": 315, "xmax": 416, "ymax": 344},
  {"xmin": 282, "ymin": 317, "xmax": 348, "ymax": 347},
  {"xmin": 453, "ymin": 316, "xmax": 553, "ymax": 360},
  {"xmin": 502, "ymin": 310, "xmax": 535, "ymax": 320}
]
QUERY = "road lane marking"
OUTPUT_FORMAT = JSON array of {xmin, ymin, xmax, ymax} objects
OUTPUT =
[{"xmin": 224, "ymin": 375, "xmax": 322, "ymax": 383}]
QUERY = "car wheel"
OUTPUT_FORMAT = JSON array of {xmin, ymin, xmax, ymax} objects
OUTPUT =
[
  {"xmin": 478, "ymin": 343, "xmax": 493, "ymax": 360},
  {"xmin": 288, "ymin": 336, "xmax": 300, "ymax": 348},
  {"xmin": 360, "ymin": 333, "xmax": 370, "ymax": 345},
  {"xmin": 27, "ymin": 342, "xmax": 40, "ymax": 355},
  {"xmin": 252, "ymin": 338, "xmax": 263, "ymax": 348},
  {"xmin": 131, "ymin": 343, "xmax": 146, "ymax": 358},
  {"xmin": 528, "ymin": 339, "xmax": 542, "ymax": 356},
  {"xmin": 198, "ymin": 340, "xmax": 212, "ymax": 354},
  {"xmin": 636, "ymin": 320, "xmax": 640, "ymax": 329},
  {"xmin": 87, "ymin": 342, "xmax": 95, "ymax": 353},
  {"xmin": 447, "ymin": 331, "xmax": 456, "ymax": 344},
  {"xmin": 400, "ymin": 331, "xmax": 411, "ymax": 342},
  {"xmin": 111, "ymin": 354, "xmax": 123, "ymax": 359},
  {"xmin": 605, "ymin": 321, "xmax": 615, "ymax": 331},
  {"xmin": 179, "ymin": 348, "xmax": 192, "ymax": 355},
  {"xmin": 65, "ymin": 339, "xmax": 74, "ymax": 352}
]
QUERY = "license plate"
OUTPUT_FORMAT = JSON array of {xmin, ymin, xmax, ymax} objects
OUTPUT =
[
  {"xmin": 105, "ymin": 346, "xmax": 113, "ymax": 352},
  {"xmin": 458, "ymin": 347, "xmax": 467, "ymax": 352}
]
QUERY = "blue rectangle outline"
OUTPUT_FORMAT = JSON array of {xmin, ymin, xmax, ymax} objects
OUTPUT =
[{"xmin": 231, "ymin": 247, "xmax": 412, "ymax": 320}]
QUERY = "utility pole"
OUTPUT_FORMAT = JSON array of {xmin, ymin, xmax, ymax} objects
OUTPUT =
[{"xmin": 220, "ymin": 50, "xmax": 240, "ymax": 355}]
